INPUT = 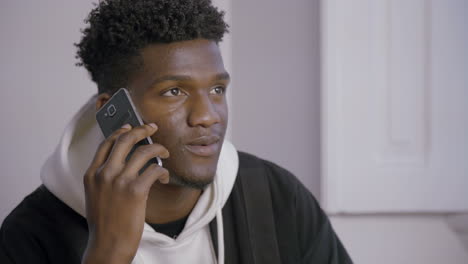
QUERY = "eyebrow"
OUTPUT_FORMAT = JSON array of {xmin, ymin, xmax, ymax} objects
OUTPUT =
[{"xmin": 149, "ymin": 72, "xmax": 231, "ymax": 87}]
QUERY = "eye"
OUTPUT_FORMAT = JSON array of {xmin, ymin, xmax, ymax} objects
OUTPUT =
[
  {"xmin": 210, "ymin": 86, "xmax": 226, "ymax": 95},
  {"xmin": 162, "ymin": 88, "xmax": 184, "ymax": 97}
]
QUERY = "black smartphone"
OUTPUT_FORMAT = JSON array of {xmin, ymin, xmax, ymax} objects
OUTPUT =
[{"xmin": 96, "ymin": 88, "xmax": 163, "ymax": 171}]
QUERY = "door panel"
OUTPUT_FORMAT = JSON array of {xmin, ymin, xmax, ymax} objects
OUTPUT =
[{"xmin": 321, "ymin": 0, "xmax": 468, "ymax": 213}]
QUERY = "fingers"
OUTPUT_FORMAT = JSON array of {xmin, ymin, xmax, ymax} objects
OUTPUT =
[
  {"xmin": 121, "ymin": 144, "xmax": 169, "ymax": 178},
  {"xmin": 85, "ymin": 122, "xmax": 170, "ymax": 195},
  {"xmin": 106, "ymin": 123, "xmax": 158, "ymax": 168},
  {"xmin": 86, "ymin": 125, "xmax": 132, "ymax": 175},
  {"xmin": 133, "ymin": 163, "xmax": 170, "ymax": 193}
]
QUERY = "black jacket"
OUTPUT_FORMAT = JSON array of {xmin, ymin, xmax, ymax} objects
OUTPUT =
[{"xmin": 0, "ymin": 151, "xmax": 352, "ymax": 263}]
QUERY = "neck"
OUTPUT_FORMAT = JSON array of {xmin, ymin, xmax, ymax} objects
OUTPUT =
[{"xmin": 145, "ymin": 182, "xmax": 202, "ymax": 224}]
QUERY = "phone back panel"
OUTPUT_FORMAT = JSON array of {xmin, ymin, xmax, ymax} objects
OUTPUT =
[
  {"xmin": 96, "ymin": 88, "xmax": 145, "ymax": 138},
  {"xmin": 95, "ymin": 88, "xmax": 161, "ymax": 169}
]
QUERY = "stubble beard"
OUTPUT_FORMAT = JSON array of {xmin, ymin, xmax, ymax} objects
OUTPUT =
[{"xmin": 167, "ymin": 171, "xmax": 215, "ymax": 190}]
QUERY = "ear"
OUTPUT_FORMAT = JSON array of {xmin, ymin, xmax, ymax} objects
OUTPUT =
[{"xmin": 96, "ymin": 93, "xmax": 111, "ymax": 111}]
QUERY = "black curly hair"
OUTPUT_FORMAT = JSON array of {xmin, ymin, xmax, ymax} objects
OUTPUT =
[{"xmin": 75, "ymin": 0, "xmax": 229, "ymax": 94}]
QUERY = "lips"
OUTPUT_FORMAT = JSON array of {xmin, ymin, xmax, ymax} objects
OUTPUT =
[{"xmin": 185, "ymin": 135, "xmax": 220, "ymax": 157}]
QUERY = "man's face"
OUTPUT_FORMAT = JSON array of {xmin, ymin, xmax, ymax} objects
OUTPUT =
[{"xmin": 127, "ymin": 39, "xmax": 229, "ymax": 189}]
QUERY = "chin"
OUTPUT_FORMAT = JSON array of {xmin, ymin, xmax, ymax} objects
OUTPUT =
[
  {"xmin": 169, "ymin": 170, "xmax": 216, "ymax": 190},
  {"xmin": 162, "ymin": 145, "xmax": 222, "ymax": 189},
  {"xmin": 166, "ymin": 160, "xmax": 218, "ymax": 190}
]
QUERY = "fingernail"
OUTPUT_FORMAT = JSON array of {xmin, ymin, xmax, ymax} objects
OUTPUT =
[
  {"xmin": 121, "ymin": 124, "xmax": 131, "ymax": 129},
  {"xmin": 148, "ymin": 123, "xmax": 157, "ymax": 129}
]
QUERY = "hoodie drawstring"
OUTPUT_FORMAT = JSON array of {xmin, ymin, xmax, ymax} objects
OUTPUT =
[{"xmin": 216, "ymin": 210, "xmax": 224, "ymax": 264}]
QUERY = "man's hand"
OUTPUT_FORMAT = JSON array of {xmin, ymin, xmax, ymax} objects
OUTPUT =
[{"xmin": 81, "ymin": 123, "xmax": 170, "ymax": 264}]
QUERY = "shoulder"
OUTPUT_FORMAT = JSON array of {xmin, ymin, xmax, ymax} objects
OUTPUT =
[
  {"xmin": 2, "ymin": 186, "xmax": 56, "ymax": 233},
  {"xmin": 236, "ymin": 150, "xmax": 323, "ymax": 229},
  {"xmin": 2, "ymin": 185, "xmax": 83, "ymax": 230},
  {"xmin": 237, "ymin": 151, "xmax": 316, "ymax": 203},
  {"xmin": 236, "ymin": 151, "xmax": 328, "ymax": 259},
  {"xmin": 1, "ymin": 186, "xmax": 56, "ymax": 262},
  {"xmin": 237, "ymin": 151, "xmax": 300, "ymax": 186},
  {"xmin": 1, "ymin": 185, "xmax": 87, "ymax": 263},
  {"xmin": 236, "ymin": 151, "xmax": 353, "ymax": 263}
]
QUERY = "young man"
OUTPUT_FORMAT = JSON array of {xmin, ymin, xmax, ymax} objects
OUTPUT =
[{"xmin": 0, "ymin": 0, "xmax": 352, "ymax": 263}]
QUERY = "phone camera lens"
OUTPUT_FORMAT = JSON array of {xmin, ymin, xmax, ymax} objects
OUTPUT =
[{"xmin": 107, "ymin": 104, "xmax": 116, "ymax": 117}]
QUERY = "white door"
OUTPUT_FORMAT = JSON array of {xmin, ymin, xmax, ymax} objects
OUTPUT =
[{"xmin": 321, "ymin": 0, "xmax": 468, "ymax": 213}]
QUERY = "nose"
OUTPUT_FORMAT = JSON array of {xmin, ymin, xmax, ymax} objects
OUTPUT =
[{"xmin": 187, "ymin": 94, "xmax": 221, "ymax": 128}]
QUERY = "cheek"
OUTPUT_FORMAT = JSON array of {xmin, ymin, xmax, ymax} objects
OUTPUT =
[
  {"xmin": 151, "ymin": 111, "xmax": 185, "ymax": 140},
  {"xmin": 220, "ymin": 103, "xmax": 228, "ymax": 125},
  {"xmin": 143, "ymin": 108, "xmax": 188, "ymax": 157},
  {"xmin": 137, "ymin": 98, "xmax": 185, "ymax": 134},
  {"xmin": 215, "ymin": 102, "xmax": 229, "ymax": 135}
]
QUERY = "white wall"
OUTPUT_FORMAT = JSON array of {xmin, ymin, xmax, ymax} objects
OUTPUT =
[
  {"xmin": 0, "ymin": 0, "xmax": 96, "ymax": 222},
  {"xmin": 230, "ymin": 0, "xmax": 322, "ymax": 198}
]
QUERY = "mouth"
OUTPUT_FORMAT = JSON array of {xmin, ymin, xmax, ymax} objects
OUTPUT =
[{"xmin": 185, "ymin": 135, "xmax": 221, "ymax": 157}]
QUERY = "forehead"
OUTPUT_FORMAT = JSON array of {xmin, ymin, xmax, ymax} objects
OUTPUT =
[{"xmin": 139, "ymin": 39, "xmax": 225, "ymax": 76}]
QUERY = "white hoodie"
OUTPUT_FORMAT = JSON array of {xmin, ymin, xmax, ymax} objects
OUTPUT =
[{"xmin": 40, "ymin": 95, "xmax": 239, "ymax": 264}]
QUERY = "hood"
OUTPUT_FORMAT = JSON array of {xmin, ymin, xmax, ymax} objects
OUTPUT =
[{"xmin": 40, "ymin": 94, "xmax": 239, "ymax": 263}]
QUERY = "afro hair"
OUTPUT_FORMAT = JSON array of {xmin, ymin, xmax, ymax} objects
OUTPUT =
[{"xmin": 75, "ymin": 0, "xmax": 229, "ymax": 94}]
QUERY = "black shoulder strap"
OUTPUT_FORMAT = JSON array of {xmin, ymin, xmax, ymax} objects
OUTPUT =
[
  {"xmin": 238, "ymin": 153, "xmax": 281, "ymax": 264},
  {"xmin": 210, "ymin": 152, "xmax": 282, "ymax": 264}
]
